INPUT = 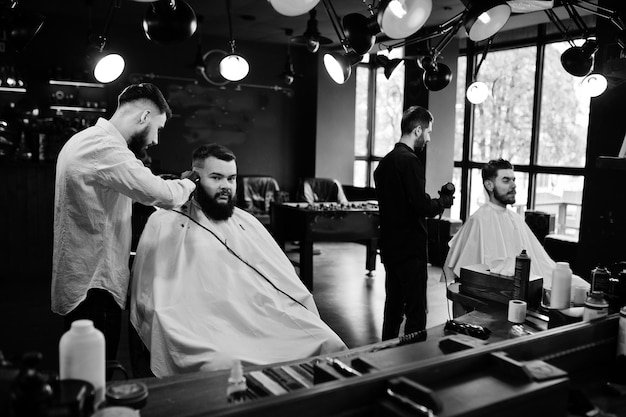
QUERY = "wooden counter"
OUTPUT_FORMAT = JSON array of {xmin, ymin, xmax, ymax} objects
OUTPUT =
[{"xmin": 129, "ymin": 309, "xmax": 626, "ymax": 417}]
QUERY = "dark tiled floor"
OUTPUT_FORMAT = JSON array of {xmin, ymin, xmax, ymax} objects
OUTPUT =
[{"xmin": 0, "ymin": 242, "xmax": 452, "ymax": 377}]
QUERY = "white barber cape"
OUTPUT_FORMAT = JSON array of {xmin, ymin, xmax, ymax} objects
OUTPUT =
[
  {"xmin": 444, "ymin": 202, "xmax": 588, "ymax": 291},
  {"xmin": 130, "ymin": 201, "xmax": 347, "ymax": 377}
]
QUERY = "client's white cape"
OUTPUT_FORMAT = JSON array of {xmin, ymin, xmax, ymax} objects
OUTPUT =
[
  {"xmin": 444, "ymin": 202, "xmax": 589, "ymax": 292},
  {"xmin": 130, "ymin": 201, "xmax": 347, "ymax": 377}
]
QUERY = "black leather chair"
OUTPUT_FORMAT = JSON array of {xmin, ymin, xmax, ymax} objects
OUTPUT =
[
  {"xmin": 236, "ymin": 175, "xmax": 282, "ymax": 227},
  {"xmin": 296, "ymin": 177, "xmax": 348, "ymax": 205}
]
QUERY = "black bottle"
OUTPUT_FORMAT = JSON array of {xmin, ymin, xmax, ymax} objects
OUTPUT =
[{"xmin": 513, "ymin": 249, "xmax": 531, "ymax": 301}]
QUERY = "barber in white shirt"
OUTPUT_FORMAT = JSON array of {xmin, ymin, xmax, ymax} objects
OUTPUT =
[{"xmin": 52, "ymin": 83, "xmax": 199, "ymax": 361}]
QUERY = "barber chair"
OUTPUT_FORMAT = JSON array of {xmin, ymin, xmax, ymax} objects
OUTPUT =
[
  {"xmin": 296, "ymin": 177, "xmax": 349, "ymax": 205},
  {"xmin": 236, "ymin": 175, "xmax": 283, "ymax": 227}
]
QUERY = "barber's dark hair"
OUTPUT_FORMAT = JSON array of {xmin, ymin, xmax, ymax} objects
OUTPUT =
[
  {"xmin": 482, "ymin": 158, "xmax": 514, "ymax": 182},
  {"xmin": 192, "ymin": 143, "xmax": 236, "ymax": 167},
  {"xmin": 117, "ymin": 83, "xmax": 172, "ymax": 119},
  {"xmin": 401, "ymin": 105, "xmax": 433, "ymax": 135}
]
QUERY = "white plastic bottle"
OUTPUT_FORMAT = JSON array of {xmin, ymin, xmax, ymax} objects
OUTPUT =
[
  {"xmin": 550, "ymin": 262, "xmax": 572, "ymax": 310},
  {"xmin": 227, "ymin": 359, "xmax": 247, "ymax": 403},
  {"xmin": 59, "ymin": 319, "xmax": 106, "ymax": 407}
]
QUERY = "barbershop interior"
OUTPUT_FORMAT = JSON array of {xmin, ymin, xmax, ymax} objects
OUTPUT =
[{"xmin": 2, "ymin": 0, "xmax": 626, "ymax": 416}]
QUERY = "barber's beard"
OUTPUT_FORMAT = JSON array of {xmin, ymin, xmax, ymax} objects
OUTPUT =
[
  {"xmin": 128, "ymin": 129, "xmax": 149, "ymax": 157},
  {"xmin": 494, "ymin": 188, "xmax": 516, "ymax": 206},
  {"xmin": 413, "ymin": 132, "xmax": 425, "ymax": 153},
  {"xmin": 195, "ymin": 185, "xmax": 236, "ymax": 221}
]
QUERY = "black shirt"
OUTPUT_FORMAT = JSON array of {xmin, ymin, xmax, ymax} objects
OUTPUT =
[{"xmin": 374, "ymin": 142, "xmax": 444, "ymax": 265}]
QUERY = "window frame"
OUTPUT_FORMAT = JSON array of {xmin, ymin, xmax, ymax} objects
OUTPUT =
[{"xmin": 455, "ymin": 24, "xmax": 589, "ymax": 238}]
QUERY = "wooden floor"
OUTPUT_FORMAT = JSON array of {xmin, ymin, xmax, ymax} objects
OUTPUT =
[{"xmin": 0, "ymin": 242, "xmax": 452, "ymax": 376}]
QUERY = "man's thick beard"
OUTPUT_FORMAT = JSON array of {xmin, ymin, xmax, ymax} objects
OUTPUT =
[
  {"xmin": 128, "ymin": 130, "xmax": 148, "ymax": 157},
  {"xmin": 195, "ymin": 185, "xmax": 236, "ymax": 221},
  {"xmin": 494, "ymin": 189, "xmax": 515, "ymax": 206}
]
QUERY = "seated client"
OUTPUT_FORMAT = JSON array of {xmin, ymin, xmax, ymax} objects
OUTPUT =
[
  {"xmin": 130, "ymin": 143, "xmax": 346, "ymax": 377},
  {"xmin": 443, "ymin": 159, "xmax": 589, "ymax": 295}
]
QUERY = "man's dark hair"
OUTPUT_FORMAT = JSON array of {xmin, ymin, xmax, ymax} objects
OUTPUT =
[
  {"xmin": 400, "ymin": 105, "xmax": 433, "ymax": 135},
  {"xmin": 192, "ymin": 143, "xmax": 236, "ymax": 167},
  {"xmin": 482, "ymin": 158, "xmax": 514, "ymax": 182},
  {"xmin": 117, "ymin": 83, "xmax": 172, "ymax": 119}
]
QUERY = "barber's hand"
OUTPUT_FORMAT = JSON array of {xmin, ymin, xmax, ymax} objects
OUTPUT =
[
  {"xmin": 438, "ymin": 182, "xmax": 455, "ymax": 209},
  {"xmin": 181, "ymin": 170, "xmax": 200, "ymax": 184}
]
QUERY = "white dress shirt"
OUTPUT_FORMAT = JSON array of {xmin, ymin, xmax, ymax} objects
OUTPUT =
[{"xmin": 52, "ymin": 118, "xmax": 195, "ymax": 315}]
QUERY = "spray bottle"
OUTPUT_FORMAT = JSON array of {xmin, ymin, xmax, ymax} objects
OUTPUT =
[{"xmin": 227, "ymin": 359, "xmax": 247, "ymax": 404}]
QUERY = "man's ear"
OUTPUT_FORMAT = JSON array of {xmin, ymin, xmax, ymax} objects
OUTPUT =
[
  {"xmin": 484, "ymin": 180, "xmax": 494, "ymax": 192},
  {"xmin": 414, "ymin": 125, "xmax": 422, "ymax": 137},
  {"xmin": 139, "ymin": 109, "xmax": 151, "ymax": 124}
]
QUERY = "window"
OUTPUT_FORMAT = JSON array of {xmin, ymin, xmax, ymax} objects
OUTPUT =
[
  {"xmin": 454, "ymin": 36, "xmax": 590, "ymax": 239},
  {"xmin": 353, "ymin": 49, "xmax": 405, "ymax": 187}
]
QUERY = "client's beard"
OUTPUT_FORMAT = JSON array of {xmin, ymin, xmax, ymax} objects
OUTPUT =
[{"xmin": 195, "ymin": 184, "xmax": 236, "ymax": 221}]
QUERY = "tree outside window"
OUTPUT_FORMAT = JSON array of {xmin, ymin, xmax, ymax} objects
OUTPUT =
[{"xmin": 454, "ymin": 39, "xmax": 589, "ymax": 239}]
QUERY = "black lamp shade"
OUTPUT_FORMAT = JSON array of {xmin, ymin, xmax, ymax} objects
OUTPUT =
[
  {"xmin": 324, "ymin": 51, "xmax": 362, "ymax": 84},
  {"xmin": 375, "ymin": 55, "xmax": 403, "ymax": 79},
  {"xmin": 143, "ymin": 0, "xmax": 197, "ymax": 45},
  {"xmin": 291, "ymin": 8, "xmax": 333, "ymax": 53},
  {"xmin": 342, "ymin": 13, "xmax": 377, "ymax": 55},
  {"xmin": 420, "ymin": 58, "xmax": 453, "ymax": 91},
  {"xmin": 560, "ymin": 40, "xmax": 598, "ymax": 77},
  {"xmin": 462, "ymin": 0, "xmax": 511, "ymax": 42}
]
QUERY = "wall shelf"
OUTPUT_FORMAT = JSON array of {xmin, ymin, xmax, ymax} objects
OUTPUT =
[
  {"xmin": 49, "ymin": 80, "xmax": 105, "ymax": 88},
  {"xmin": 50, "ymin": 105, "xmax": 107, "ymax": 113},
  {"xmin": 0, "ymin": 87, "xmax": 26, "ymax": 93}
]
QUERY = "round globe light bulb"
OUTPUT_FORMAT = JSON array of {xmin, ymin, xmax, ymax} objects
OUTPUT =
[
  {"xmin": 466, "ymin": 81, "xmax": 489, "ymax": 104},
  {"xmin": 268, "ymin": 0, "xmax": 320, "ymax": 16},
  {"xmin": 94, "ymin": 53, "xmax": 125, "ymax": 83},
  {"xmin": 219, "ymin": 54, "xmax": 250, "ymax": 82},
  {"xmin": 580, "ymin": 73, "xmax": 607, "ymax": 97}
]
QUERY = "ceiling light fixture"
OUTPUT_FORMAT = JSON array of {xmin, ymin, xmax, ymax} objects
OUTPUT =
[
  {"xmin": 466, "ymin": 38, "xmax": 493, "ymax": 104},
  {"xmin": 342, "ymin": 13, "xmax": 378, "ymax": 55},
  {"xmin": 280, "ymin": 29, "xmax": 302, "ymax": 85},
  {"xmin": 461, "ymin": 0, "xmax": 511, "ymax": 42},
  {"xmin": 143, "ymin": 0, "xmax": 197, "ymax": 45},
  {"xmin": 320, "ymin": 0, "xmax": 364, "ymax": 84},
  {"xmin": 219, "ymin": 0, "xmax": 249, "ymax": 82},
  {"xmin": 89, "ymin": 0, "xmax": 125, "ymax": 84},
  {"xmin": 291, "ymin": 8, "xmax": 332, "ymax": 53},
  {"xmin": 545, "ymin": 0, "xmax": 624, "ymax": 86},
  {"xmin": 580, "ymin": 72, "xmax": 608, "ymax": 97},
  {"xmin": 417, "ymin": 13, "xmax": 465, "ymax": 91},
  {"xmin": 374, "ymin": 55, "xmax": 405, "ymax": 80},
  {"xmin": 377, "ymin": 0, "xmax": 432, "ymax": 39},
  {"xmin": 268, "ymin": 0, "xmax": 321, "ymax": 17}
]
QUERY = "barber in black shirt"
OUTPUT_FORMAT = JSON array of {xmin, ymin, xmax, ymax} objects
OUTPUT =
[{"xmin": 374, "ymin": 106, "xmax": 454, "ymax": 341}]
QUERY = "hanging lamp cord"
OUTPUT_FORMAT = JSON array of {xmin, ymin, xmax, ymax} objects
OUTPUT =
[
  {"xmin": 225, "ymin": 0, "xmax": 236, "ymax": 53},
  {"xmin": 473, "ymin": 37, "xmax": 493, "ymax": 80}
]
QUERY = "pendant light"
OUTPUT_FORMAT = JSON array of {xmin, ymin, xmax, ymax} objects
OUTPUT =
[
  {"xmin": 377, "ymin": 0, "xmax": 432, "ymax": 39},
  {"xmin": 268, "ymin": 0, "xmax": 320, "ymax": 17},
  {"xmin": 89, "ymin": 0, "xmax": 125, "ymax": 84},
  {"xmin": 461, "ymin": 0, "xmax": 511, "ymax": 42},
  {"xmin": 466, "ymin": 38, "xmax": 492, "ymax": 104},
  {"xmin": 142, "ymin": 0, "xmax": 197, "ymax": 45},
  {"xmin": 581, "ymin": 73, "xmax": 608, "ymax": 98},
  {"xmin": 219, "ymin": 0, "xmax": 249, "ymax": 82},
  {"xmin": 291, "ymin": 8, "xmax": 332, "ymax": 53}
]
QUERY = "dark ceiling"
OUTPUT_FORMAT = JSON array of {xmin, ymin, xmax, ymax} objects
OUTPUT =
[{"xmin": 18, "ymin": 0, "xmax": 569, "ymax": 51}]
